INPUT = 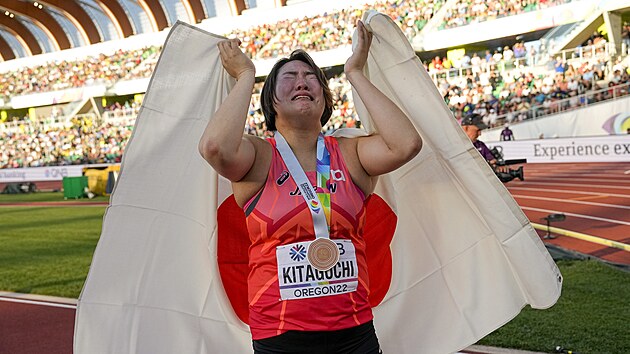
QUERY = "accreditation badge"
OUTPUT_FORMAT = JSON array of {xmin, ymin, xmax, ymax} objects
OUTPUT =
[{"xmin": 276, "ymin": 240, "xmax": 358, "ymax": 301}]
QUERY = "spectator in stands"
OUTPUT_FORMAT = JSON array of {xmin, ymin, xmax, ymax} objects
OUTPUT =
[
  {"xmin": 502, "ymin": 46, "xmax": 514, "ymax": 66},
  {"xmin": 513, "ymin": 42, "xmax": 527, "ymax": 60},
  {"xmin": 429, "ymin": 56, "xmax": 443, "ymax": 73},
  {"xmin": 554, "ymin": 57, "xmax": 566, "ymax": 74},
  {"xmin": 622, "ymin": 22, "xmax": 630, "ymax": 48}
]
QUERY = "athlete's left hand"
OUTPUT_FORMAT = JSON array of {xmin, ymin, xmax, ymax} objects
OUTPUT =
[{"xmin": 345, "ymin": 20, "xmax": 373, "ymax": 75}]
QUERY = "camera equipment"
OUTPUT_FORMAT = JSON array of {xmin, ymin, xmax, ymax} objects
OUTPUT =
[
  {"xmin": 489, "ymin": 146, "xmax": 526, "ymax": 183},
  {"xmin": 490, "ymin": 146, "xmax": 527, "ymax": 166},
  {"xmin": 494, "ymin": 166, "xmax": 524, "ymax": 183}
]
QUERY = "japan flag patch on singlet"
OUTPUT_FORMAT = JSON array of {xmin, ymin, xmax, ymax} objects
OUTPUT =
[{"xmin": 276, "ymin": 240, "xmax": 358, "ymax": 300}]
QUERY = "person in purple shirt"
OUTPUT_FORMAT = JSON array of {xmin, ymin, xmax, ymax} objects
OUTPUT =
[
  {"xmin": 461, "ymin": 115, "xmax": 523, "ymax": 183},
  {"xmin": 500, "ymin": 124, "xmax": 514, "ymax": 141},
  {"xmin": 461, "ymin": 115, "xmax": 498, "ymax": 164}
]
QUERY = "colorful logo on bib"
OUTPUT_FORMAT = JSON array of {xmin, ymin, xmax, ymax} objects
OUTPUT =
[
  {"xmin": 310, "ymin": 199, "xmax": 321, "ymax": 213},
  {"xmin": 289, "ymin": 244, "xmax": 307, "ymax": 262}
]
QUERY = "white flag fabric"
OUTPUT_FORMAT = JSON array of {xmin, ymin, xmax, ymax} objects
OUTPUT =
[
  {"xmin": 349, "ymin": 11, "xmax": 561, "ymax": 353},
  {"xmin": 74, "ymin": 15, "xmax": 561, "ymax": 354}
]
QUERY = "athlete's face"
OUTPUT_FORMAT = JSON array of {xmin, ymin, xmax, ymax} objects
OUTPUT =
[{"xmin": 273, "ymin": 61, "xmax": 325, "ymax": 125}]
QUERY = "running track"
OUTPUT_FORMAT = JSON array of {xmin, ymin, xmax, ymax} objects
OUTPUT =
[
  {"xmin": 1, "ymin": 162, "xmax": 628, "ymax": 354},
  {"xmin": 507, "ymin": 162, "xmax": 630, "ymax": 266}
]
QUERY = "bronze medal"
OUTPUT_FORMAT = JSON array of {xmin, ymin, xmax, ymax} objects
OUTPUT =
[{"xmin": 307, "ymin": 238, "xmax": 340, "ymax": 271}]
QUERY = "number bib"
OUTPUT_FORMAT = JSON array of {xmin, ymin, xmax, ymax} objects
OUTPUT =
[{"xmin": 276, "ymin": 240, "xmax": 358, "ymax": 300}]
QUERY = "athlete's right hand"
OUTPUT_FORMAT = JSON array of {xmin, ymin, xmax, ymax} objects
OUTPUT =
[{"xmin": 217, "ymin": 39, "xmax": 255, "ymax": 80}]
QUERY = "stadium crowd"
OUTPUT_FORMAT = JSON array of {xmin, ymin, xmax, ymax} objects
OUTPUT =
[
  {"xmin": 439, "ymin": 0, "xmax": 574, "ymax": 30},
  {"xmin": 0, "ymin": 47, "xmax": 159, "ymax": 99},
  {"xmin": 1, "ymin": 0, "xmax": 629, "ymax": 169},
  {"xmin": 0, "ymin": 121, "xmax": 132, "ymax": 169},
  {"xmin": 0, "ymin": 0, "xmax": 582, "ymax": 99},
  {"xmin": 433, "ymin": 46, "xmax": 628, "ymax": 126},
  {"xmin": 3, "ymin": 55, "xmax": 629, "ymax": 169},
  {"xmin": 231, "ymin": 0, "xmax": 445, "ymax": 59},
  {"xmin": 1, "ymin": 0, "xmax": 448, "ymax": 100}
]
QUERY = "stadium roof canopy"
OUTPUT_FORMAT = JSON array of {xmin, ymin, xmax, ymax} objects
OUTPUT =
[{"xmin": 0, "ymin": 0, "xmax": 268, "ymax": 61}]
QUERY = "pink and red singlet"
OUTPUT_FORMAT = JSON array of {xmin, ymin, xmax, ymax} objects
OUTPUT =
[{"xmin": 244, "ymin": 136, "xmax": 373, "ymax": 340}]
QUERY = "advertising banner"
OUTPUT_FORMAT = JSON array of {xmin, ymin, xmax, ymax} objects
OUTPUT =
[
  {"xmin": 0, "ymin": 164, "xmax": 103, "ymax": 183},
  {"xmin": 488, "ymin": 135, "xmax": 630, "ymax": 163}
]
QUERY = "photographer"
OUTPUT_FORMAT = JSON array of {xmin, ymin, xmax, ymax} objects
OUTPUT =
[{"xmin": 461, "ymin": 115, "xmax": 524, "ymax": 183}]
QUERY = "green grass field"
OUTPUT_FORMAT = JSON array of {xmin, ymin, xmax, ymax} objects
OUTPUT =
[
  {"xmin": 0, "ymin": 192, "xmax": 628, "ymax": 353},
  {"xmin": 479, "ymin": 260, "xmax": 629, "ymax": 354},
  {"xmin": 0, "ymin": 204, "xmax": 105, "ymax": 298}
]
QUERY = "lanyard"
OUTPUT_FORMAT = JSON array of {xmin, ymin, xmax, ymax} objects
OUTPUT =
[{"xmin": 274, "ymin": 131, "xmax": 331, "ymax": 240}]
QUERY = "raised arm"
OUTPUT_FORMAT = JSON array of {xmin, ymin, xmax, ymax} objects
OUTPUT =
[
  {"xmin": 345, "ymin": 21, "xmax": 422, "ymax": 176},
  {"xmin": 199, "ymin": 39, "xmax": 258, "ymax": 182}
]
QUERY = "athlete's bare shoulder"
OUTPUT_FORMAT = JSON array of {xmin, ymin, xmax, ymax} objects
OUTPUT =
[
  {"xmin": 232, "ymin": 134, "xmax": 273, "ymax": 207},
  {"xmin": 335, "ymin": 136, "xmax": 377, "ymax": 196}
]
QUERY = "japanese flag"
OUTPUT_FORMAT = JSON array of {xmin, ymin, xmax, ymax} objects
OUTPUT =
[{"xmin": 74, "ymin": 13, "xmax": 561, "ymax": 354}]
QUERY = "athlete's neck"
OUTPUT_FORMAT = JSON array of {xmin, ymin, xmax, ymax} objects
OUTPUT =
[
  {"xmin": 276, "ymin": 128, "xmax": 320, "ymax": 154},
  {"xmin": 275, "ymin": 129, "xmax": 321, "ymax": 171}
]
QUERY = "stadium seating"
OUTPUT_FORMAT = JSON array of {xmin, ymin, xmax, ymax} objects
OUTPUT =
[
  {"xmin": 1, "ymin": 0, "xmax": 629, "ymax": 169},
  {"xmin": 439, "ymin": 0, "xmax": 574, "ymax": 30}
]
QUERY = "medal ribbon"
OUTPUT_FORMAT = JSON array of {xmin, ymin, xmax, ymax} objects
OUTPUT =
[{"xmin": 274, "ymin": 131, "xmax": 331, "ymax": 239}]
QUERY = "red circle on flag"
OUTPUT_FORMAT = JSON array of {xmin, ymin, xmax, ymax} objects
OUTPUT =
[{"xmin": 217, "ymin": 194, "xmax": 396, "ymax": 324}]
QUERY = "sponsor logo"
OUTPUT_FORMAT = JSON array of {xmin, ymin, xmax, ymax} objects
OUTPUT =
[
  {"xmin": 310, "ymin": 200, "xmax": 320, "ymax": 213},
  {"xmin": 289, "ymin": 244, "xmax": 306, "ymax": 262},
  {"xmin": 290, "ymin": 184, "xmax": 316, "ymax": 196},
  {"xmin": 290, "ymin": 183, "xmax": 337, "ymax": 195},
  {"xmin": 532, "ymin": 142, "xmax": 630, "ymax": 160},
  {"xmin": 0, "ymin": 171, "xmax": 26, "ymax": 180},
  {"xmin": 276, "ymin": 171, "xmax": 290, "ymax": 186},
  {"xmin": 44, "ymin": 168, "xmax": 68, "ymax": 178},
  {"xmin": 602, "ymin": 112, "xmax": 630, "ymax": 134}
]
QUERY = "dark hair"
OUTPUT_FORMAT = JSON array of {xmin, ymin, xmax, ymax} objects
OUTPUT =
[{"xmin": 260, "ymin": 50, "xmax": 333, "ymax": 131}]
